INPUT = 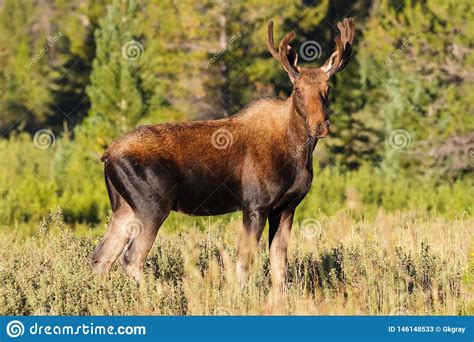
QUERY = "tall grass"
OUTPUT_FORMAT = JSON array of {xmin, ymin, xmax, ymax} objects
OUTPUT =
[{"xmin": 1, "ymin": 209, "xmax": 472, "ymax": 315}]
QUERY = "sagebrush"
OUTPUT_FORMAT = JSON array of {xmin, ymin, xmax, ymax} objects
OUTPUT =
[{"xmin": 1, "ymin": 209, "xmax": 472, "ymax": 315}]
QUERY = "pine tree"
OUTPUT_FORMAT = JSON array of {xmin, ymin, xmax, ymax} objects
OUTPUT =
[
  {"xmin": 84, "ymin": 0, "xmax": 150, "ymax": 148},
  {"xmin": 46, "ymin": 1, "xmax": 108, "ymax": 131},
  {"xmin": 0, "ymin": 0, "xmax": 52, "ymax": 133},
  {"xmin": 356, "ymin": 1, "xmax": 474, "ymax": 178}
]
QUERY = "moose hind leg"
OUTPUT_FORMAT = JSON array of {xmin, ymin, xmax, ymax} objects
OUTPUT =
[
  {"xmin": 90, "ymin": 201, "xmax": 136, "ymax": 276},
  {"xmin": 236, "ymin": 208, "xmax": 268, "ymax": 283},
  {"xmin": 119, "ymin": 208, "xmax": 170, "ymax": 282}
]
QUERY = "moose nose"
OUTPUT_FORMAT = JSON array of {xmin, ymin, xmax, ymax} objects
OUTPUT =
[{"xmin": 315, "ymin": 120, "xmax": 330, "ymax": 138}]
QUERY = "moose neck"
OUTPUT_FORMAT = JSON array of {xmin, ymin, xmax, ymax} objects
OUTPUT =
[
  {"xmin": 285, "ymin": 94, "xmax": 318, "ymax": 164},
  {"xmin": 292, "ymin": 94, "xmax": 319, "ymax": 143}
]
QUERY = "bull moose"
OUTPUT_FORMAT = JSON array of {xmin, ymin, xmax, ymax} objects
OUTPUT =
[{"xmin": 90, "ymin": 18, "xmax": 355, "ymax": 287}]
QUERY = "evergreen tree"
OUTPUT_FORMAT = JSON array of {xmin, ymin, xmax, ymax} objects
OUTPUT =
[
  {"xmin": 46, "ymin": 1, "xmax": 108, "ymax": 131},
  {"xmin": 356, "ymin": 0, "xmax": 474, "ymax": 177},
  {"xmin": 0, "ymin": 0, "xmax": 52, "ymax": 133},
  {"xmin": 84, "ymin": 0, "xmax": 151, "ymax": 149}
]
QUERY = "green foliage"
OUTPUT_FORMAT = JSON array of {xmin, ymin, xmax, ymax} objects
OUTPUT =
[
  {"xmin": 0, "ymin": 134, "xmax": 107, "ymax": 226},
  {"xmin": 0, "ymin": 0, "xmax": 50, "ymax": 131},
  {"xmin": 86, "ymin": 0, "xmax": 148, "ymax": 144},
  {"xmin": 351, "ymin": 0, "xmax": 474, "ymax": 175},
  {"xmin": 0, "ymin": 0, "xmax": 105, "ymax": 134},
  {"xmin": 296, "ymin": 163, "xmax": 473, "ymax": 222}
]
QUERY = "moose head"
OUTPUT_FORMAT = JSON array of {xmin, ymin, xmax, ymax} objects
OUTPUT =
[{"xmin": 267, "ymin": 18, "xmax": 355, "ymax": 138}]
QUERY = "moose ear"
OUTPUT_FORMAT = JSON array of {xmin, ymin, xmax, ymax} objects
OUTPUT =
[{"xmin": 287, "ymin": 46, "xmax": 298, "ymax": 68}]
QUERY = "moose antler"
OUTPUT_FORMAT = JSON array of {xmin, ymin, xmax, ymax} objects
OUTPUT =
[
  {"xmin": 267, "ymin": 21, "xmax": 300, "ymax": 79},
  {"xmin": 320, "ymin": 18, "xmax": 355, "ymax": 77}
]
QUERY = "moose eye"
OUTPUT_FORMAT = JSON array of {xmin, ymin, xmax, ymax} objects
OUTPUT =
[{"xmin": 295, "ymin": 88, "xmax": 302, "ymax": 96}]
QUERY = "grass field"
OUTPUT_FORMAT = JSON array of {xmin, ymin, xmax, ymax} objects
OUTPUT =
[{"xmin": 1, "ymin": 208, "xmax": 472, "ymax": 315}]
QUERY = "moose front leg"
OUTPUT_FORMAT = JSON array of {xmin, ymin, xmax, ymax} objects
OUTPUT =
[
  {"xmin": 269, "ymin": 207, "xmax": 295, "ymax": 291},
  {"xmin": 236, "ymin": 208, "xmax": 268, "ymax": 283}
]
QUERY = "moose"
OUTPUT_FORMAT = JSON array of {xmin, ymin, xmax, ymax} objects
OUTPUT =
[{"xmin": 91, "ymin": 18, "xmax": 355, "ymax": 287}]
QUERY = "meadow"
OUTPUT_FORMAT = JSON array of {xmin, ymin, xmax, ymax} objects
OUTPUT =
[
  {"xmin": 0, "ymin": 0, "xmax": 472, "ymax": 317},
  {"xmin": 1, "ymin": 207, "xmax": 472, "ymax": 315}
]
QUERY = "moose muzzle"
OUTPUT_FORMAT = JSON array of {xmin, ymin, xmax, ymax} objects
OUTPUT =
[{"xmin": 315, "ymin": 120, "xmax": 331, "ymax": 138}]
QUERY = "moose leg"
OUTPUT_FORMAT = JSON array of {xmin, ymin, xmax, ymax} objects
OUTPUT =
[
  {"xmin": 90, "ymin": 199, "xmax": 136, "ymax": 276},
  {"xmin": 236, "ymin": 208, "xmax": 268, "ymax": 283},
  {"xmin": 269, "ymin": 207, "xmax": 295, "ymax": 291},
  {"xmin": 119, "ymin": 208, "xmax": 170, "ymax": 282}
]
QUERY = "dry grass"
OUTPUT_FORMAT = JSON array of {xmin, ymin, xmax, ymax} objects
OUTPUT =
[{"xmin": 0, "ymin": 209, "xmax": 472, "ymax": 315}]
